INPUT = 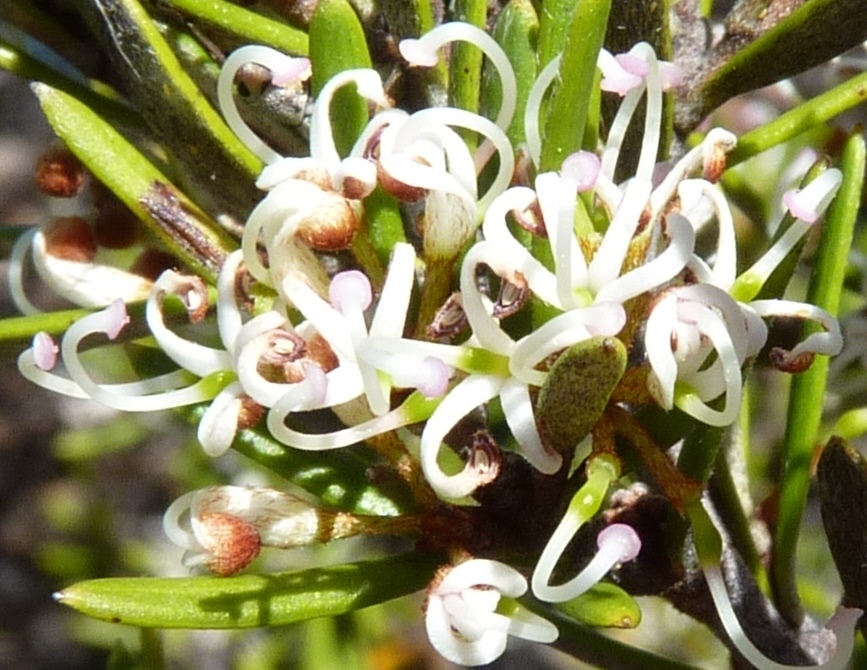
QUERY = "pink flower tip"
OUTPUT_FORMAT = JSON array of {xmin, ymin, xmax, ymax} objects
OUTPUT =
[
  {"xmin": 270, "ymin": 58, "xmax": 312, "ymax": 88},
  {"xmin": 329, "ymin": 270, "xmax": 373, "ymax": 314},
  {"xmin": 615, "ymin": 53, "xmax": 650, "ymax": 78},
  {"xmin": 601, "ymin": 72, "xmax": 644, "ymax": 95},
  {"xmin": 33, "ymin": 332, "xmax": 59, "ymax": 371},
  {"xmin": 597, "ymin": 523, "xmax": 642, "ymax": 563},
  {"xmin": 398, "ymin": 39, "xmax": 439, "ymax": 67},
  {"xmin": 659, "ymin": 62, "xmax": 684, "ymax": 91},
  {"xmin": 104, "ymin": 299, "xmax": 130, "ymax": 340},
  {"xmin": 782, "ymin": 189, "xmax": 821, "ymax": 223},
  {"xmin": 562, "ymin": 151, "xmax": 602, "ymax": 192},
  {"xmin": 417, "ymin": 357, "xmax": 452, "ymax": 398}
]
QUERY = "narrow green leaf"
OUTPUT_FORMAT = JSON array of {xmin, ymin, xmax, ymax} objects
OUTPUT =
[
  {"xmin": 362, "ymin": 186, "xmax": 407, "ymax": 267},
  {"xmin": 537, "ymin": 0, "xmax": 576, "ymax": 68},
  {"xmin": 540, "ymin": 0, "xmax": 612, "ymax": 171},
  {"xmin": 55, "ymin": 553, "xmax": 439, "ymax": 629},
  {"xmin": 482, "ymin": 0, "xmax": 539, "ymax": 147},
  {"xmin": 448, "ymin": 0, "xmax": 488, "ymax": 151},
  {"xmin": 309, "ymin": 0, "xmax": 372, "ymax": 157},
  {"xmin": 729, "ymin": 70, "xmax": 867, "ymax": 166},
  {"xmin": 32, "ymin": 83, "xmax": 237, "ymax": 283},
  {"xmin": 161, "ymin": 0, "xmax": 308, "ymax": 55},
  {"xmin": 554, "ymin": 582, "xmax": 642, "ymax": 629},
  {"xmin": 772, "ymin": 131, "xmax": 865, "ymax": 625},
  {"xmin": 84, "ymin": 0, "xmax": 263, "ymax": 220},
  {"xmin": 0, "ymin": 307, "xmax": 94, "ymax": 351}
]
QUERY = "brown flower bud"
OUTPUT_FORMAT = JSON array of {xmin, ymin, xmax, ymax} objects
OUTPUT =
[
  {"xmin": 295, "ymin": 197, "xmax": 359, "ymax": 251},
  {"xmin": 36, "ymin": 146, "xmax": 85, "ymax": 198},
  {"xmin": 513, "ymin": 200, "xmax": 547, "ymax": 238},
  {"xmin": 198, "ymin": 512, "xmax": 261, "ymax": 576},
  {"xmin": 42, "ymin": 217, "xmax": 97, "ymax": 262},
  {"xmin": 377, "ymin": 161, "xmax": 428, "ymax": 202},
  {"xmin": 702, "ymin": 143, "xmax": 729, "ymax": 183},
  {"xmin": 237, "ymin": 396, "xmax": 265, "ymax": 431},
  {"xmin": 493, "ymin": 274, "xmax": 529, "ymax": 319},
  {"xmin": 306, "ymin": 333, "xmax": 339, "ymax": 373}
]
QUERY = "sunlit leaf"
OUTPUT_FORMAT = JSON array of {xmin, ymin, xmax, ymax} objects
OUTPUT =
[
  {"xmin": 56, "ymin": 553, "xmax": 440, "ymax": 629},
  {"xmin": 555, "ymin": 582, "xmax": 642, "ymax": 629},
  {"xmin": 33, "ymin": 83, "xmax": 237, "ymax": 283}
]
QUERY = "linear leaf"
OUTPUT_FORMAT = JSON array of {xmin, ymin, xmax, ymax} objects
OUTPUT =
[{"xmin": 56, "ymin": 553, "xmax": 439, "ymax": 629}]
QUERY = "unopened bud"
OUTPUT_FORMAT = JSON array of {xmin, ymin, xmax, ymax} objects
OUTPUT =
[
  {"xmin": 295, "ymin": 197, "xmax": 359, "ymax": 250},
  {"xmin": 36, "ymin": 146, "xmax": 85, "ymax": 198},
  {"xmin": 42, "ymin": 217, "xmax": 97, "ymax": 263},
  {"xmin": 198, "ymin": 512, "xmax": 261, "ymax": 576}
]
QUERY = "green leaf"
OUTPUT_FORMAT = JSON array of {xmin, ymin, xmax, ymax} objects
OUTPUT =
[
  {"xmin": 482, "ymin": 0, "xmax": 539, "ymax": 147},
  {"xmin": 771, "ymin": 130, "xmax": 865, "ymax": 624},
  {"xmin": 537, "ymin": 0, "xmax": 576, "ymax": 68},
  {"xmin": 32, "ymin": 83, "xmax": 237, "ymax": 283},
  {"xmin": 540, "ymin": 0, "xmax": 612, "ymax": 171},
  {"xmin": 448, "ymin": 0, "xmax": 488, "ymax": 151},
  {"xmin": 362, "ymin": 186, "xmax": 407, "ymax": 268},
  {"xmin": 537, "ymin": 336, "xmax": 627, "ymax": 454},
  {"xmin": 83, "ymin": 0, "xmax": 263, "ymax": 220},
  {"xmin": 181, "ymin": 407, "xmax": 416, "ymax": 516},
  {"xmin": 678, "ymin": 0, "xmax": 867, "ymax": 133},
  {"xmin": 554, "ymin": 582, "xmax": 642, "ymax": 629},
  {"xmin": 728, "ymin": 69, "xmax": 867, "ymax": 166},
  {"xmin": 55, "ymin": 553, "xmax": 439, "ymax": 629},
  {"xmin": 309, "ymin": 0, "xmax": 372, "ymax": 157},
  {"xmin": 160, "ymin": 0, "xmax": 308, "ymax": 55}
]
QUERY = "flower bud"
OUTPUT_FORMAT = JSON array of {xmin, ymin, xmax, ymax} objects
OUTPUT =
[{"xmin": 36, "ymin": 145, "xmax": 86, "ymax": 198}]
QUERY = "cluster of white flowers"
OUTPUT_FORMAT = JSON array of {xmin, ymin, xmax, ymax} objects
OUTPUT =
[{"xmin": 16, "ymin": 20, "xmax": 859, "ymax": 669}]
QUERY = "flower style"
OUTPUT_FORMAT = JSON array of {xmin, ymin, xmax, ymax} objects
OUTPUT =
[
  {"xmin": 531, "ymin": 455, "xmax": 643, "ymax": 602},
  {"xmin": 424, "ymin": 558, "xmax": 558, "ymax": 667}
]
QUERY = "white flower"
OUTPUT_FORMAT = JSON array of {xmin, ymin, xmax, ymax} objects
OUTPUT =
[
  {"xmin": 163, "ymin": 485, "xmax": 340, "ymax": 575},
  {"xmin": 425, "ymin": 558, "xmax": 558, "ymax": 666}
]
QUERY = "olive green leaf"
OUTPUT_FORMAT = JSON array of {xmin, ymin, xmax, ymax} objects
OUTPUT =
[
  {"xmin": 537, "ymin": 336, "xmax": 627, "ymax": 453},
  {"xmin": 540, "ymin": 0, "xmax": 611, "ymax": 171},
  {"xmin": 482, "ymin": 0, "xmax": 539, "ymax": 147},
  {"xmin": 55, "ymin": 553, "xmax": 439, "ymax": 629},
  {"xmin": 555, "ymin": 581, "xmax": 642, "ymax": 629}
]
